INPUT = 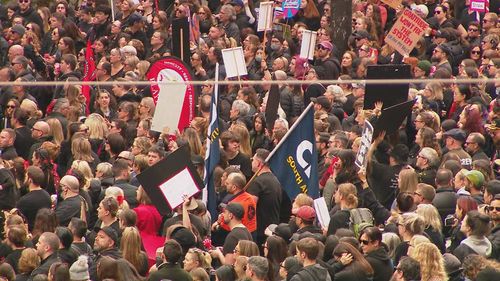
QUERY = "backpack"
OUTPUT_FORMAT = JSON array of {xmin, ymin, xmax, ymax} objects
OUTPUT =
[{"xmin": 349, "ymin": 208, "xmax": 375, "ymax": 238}]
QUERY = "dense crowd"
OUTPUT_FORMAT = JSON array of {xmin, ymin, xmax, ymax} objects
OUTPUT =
[{"xmin": 0, "ymin": 0, "xmax": 499, "ymax": 281}]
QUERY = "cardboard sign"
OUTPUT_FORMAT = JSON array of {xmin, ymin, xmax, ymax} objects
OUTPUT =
[
  {"xmin": 258, "ymin": 2, "xmax": 274, "ymax": 32},
  {"xmin": 137, "ymin": 146, "xmax": 204, "ymax": 215},
  {"xmin": 299, "ymin": 30, "xmax": 317, "ymax": 60},
  {"xmin": 384, "ymin": 9, "xmax": 429, "ymax": 56},
  {"xmin": 470, "ymin": 0, "xmax": 487, "ymax": 12},
  {"xmin": 364, "ymin": 64, "xmax": 410, "ymax": 110},
  {"xmin": 355, "ymin": 120, "xmax": 374, "ymax": 168},
  {"xmin": 381, "ymin": 0, "xmax": 402, "ymax": 10},
  {"xmin": 221, "ymin": 47, "xmax": 247, "ymax": 78}
]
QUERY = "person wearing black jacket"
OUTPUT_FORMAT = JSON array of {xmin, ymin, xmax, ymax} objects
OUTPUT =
[
  {"xmin": 86, "ymin": 5, "xmax": 112, "ymax": 43},
  {"xmin": 30, "ymin": 232, "xmax": 61, "ymax": 278},
  {"xmin": 0, "ymin": 159, "xmax": 16, "ymax": 211},
  {"xmin": 360, "ymin": 227, "xmax": 394, "ymax": 281},
  {"xmin": 15, "ymin": 0, "xmax": 43, "ymax": 29},
  {"xmin": 433, "ymin": 169, "xmax": 458, "ymax": 232}
]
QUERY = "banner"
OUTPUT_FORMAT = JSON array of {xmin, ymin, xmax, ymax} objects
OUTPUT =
[
  {"xmin": 146, "ymin": 56, "xmax": 196, "ymax": 133},
  {"xmin": 384, "ymin": 9, "xmax": 428, "ymax": 56},
  {"xmin": 282, "ymin": 0, "xmax": 301, "ymax": 19},
  {"xmin": 266, "ymin": 103, "xmax": 319, "ymax": 200},
  {"xmin": 355, "ymin": 120, "xmax": 373, "ymax": 168},
  {"xmin": 82, "ymin": 40, "xmax": 95, "ymax": 114},
  {"xmin": 203, "ymin": 63, "xmax": 220, "ymax": 221}
]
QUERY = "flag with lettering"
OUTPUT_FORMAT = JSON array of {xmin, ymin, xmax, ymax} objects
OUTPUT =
[
  {"xmin": 203, "ymin": 63, "xmax": 220, "ymax": 220},
  {"xmin": 82, "ymin": 40, "xmax": 95, "ymax": 114},
  {"xmin": 266, "ymin": 103, "xmax": 319, "ymax": 200}
]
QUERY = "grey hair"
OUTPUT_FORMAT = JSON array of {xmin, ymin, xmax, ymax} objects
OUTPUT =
[
  {"xmin": 232, "ymin": 100, "xmax": 250, "ymax": 116},
  {"xmin": 221, "ymin": 4, "xmax": 236, "ymax": 21},
  {"xmin": 326, "ymin": 85, "xmax": 347, "ymax": 104},
  {"xmin": 275, "ymin": 118, "xmax": 289, "ymax": 130},
  {"xmin": 419, "ymin": 147, "xmax": 439, "ymax": 167},
  {"xmin": 247, "ymin": 256, "xmax": 269, "ymax": 279},
  {"xmin": 53, "ymin": 98, "xmax": 70, "ymax": 112}
]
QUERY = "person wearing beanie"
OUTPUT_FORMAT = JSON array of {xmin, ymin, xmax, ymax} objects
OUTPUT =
[
  {"xmin": 69, "ymin": 255, "xmax": 90, "ymax": 281},
  {"xmin": 414, "ymin": 60, "xmax": 432, "ymax": 79}
]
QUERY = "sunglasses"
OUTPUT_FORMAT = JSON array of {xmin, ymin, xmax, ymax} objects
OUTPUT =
[
  {"xmin": 6, "ymin": 105, "xmax": 16, "ymax": 109},
  {"xmin": 468, "ymin": 28, "xmax": 478, "ymax": 32},
  {"xmin": 434, "ymin": 10, "xmax": 442, "ymax": 14},
  {"xmin": 488, "ymin": 206, "xmax": 500, "ymax": 212},
  {"xmin": 471, "ymin": 50, "xmax": 481, "ymax": 54},
  {"xmin": 18, "ymin": 0, "xmax": 29, "ymax": 3},
  {"xmin": 360, "ymin": 239, "xmax": 370, "ymax": 245}
]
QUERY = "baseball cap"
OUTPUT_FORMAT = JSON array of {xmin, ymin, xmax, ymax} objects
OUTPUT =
[
  {"xmin": 353, "ymin": 30, "xmax": 371, "ymax": 40},
  {"xmin": 317, "ymin": 41, "xmax": 333, "ymax": 51},
  {"xmin": 443, "ymin": 128, "xmax": 467, "ymax": 143},
  {"xmin": 265, "ymin": 223, "xmax": 292, "ymax": 241},
  {"xmin": 417, "ymin": 60, "xmax": 432, "ymax": 76},
  {"xmin": 11, "ymin": 24, "xmax": 26, "ymax": 36},
  {"xmin": 296, "ymin": 206, "xmax": 316, "ymax": 222},
  {"xmin": 229, "ymin": 0, "xmax": 244, "ymax": 7},
  {"xmin": 464, "ymin": 170, "xmax": 485, "ymax": 188},
  {"xmin": 225, "ymin": 202, "xmax": 244, "ymax": 220}
]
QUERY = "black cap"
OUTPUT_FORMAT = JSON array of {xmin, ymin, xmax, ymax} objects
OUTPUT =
[
  {"xmin": 353, "ymin": 30, "xmax": 371, "ymax": 40},
  {"xmin": 443, "ymin": 128, "xmax": 466, "ymax": 143},
  {"xmin": 129, "ymin": 13, "xmax": 144, "ymax": 24},
  {"xmin": 95, "ymin": 226, "xmax": 119, "ymax": 247},
  {"xmin": 225, "ymin": 202, "xmax": 244, "ymax": 220}
]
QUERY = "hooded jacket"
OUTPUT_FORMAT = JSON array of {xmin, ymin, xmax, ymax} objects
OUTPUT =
[
  {"xmin": 365, "ymin": 247, "xmax": 393, "ymax": 281},
  {"xmin": 453, "ymin": 235, "xmax": 493, "ymax": 262},
  {"xmin": 290, "ymin": 263, "xmax": 332, "ymax": 281}
]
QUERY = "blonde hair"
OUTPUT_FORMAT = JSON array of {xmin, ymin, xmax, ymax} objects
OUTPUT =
[
  {"xmin": 416, "ymin": 204, "xmax": 442, "ymax": 234},
  {"xmin": 40, "ymin": 141, "xmax": 60, "ymax": 161},
  {"xmin": 190, "ymin": 268, "xmax": 210, "ymax": 281},
  {"xmin": 120, "ymin": 227, "xmax": 144, "ymax": 272},
  {"xmin": 382, "ymin": 232, "xmax": 401, "ymax": 258},
  {"xmin": 71, "ymin": 137, "xmax": 94, "ymax": 163},
  {"xmin": 46, "ymin": 118, "xmax": 64, "ymax": 146},
  {"xmin": 20, "ymin": 99, "xmax": 42, "ymax": 119},
  {"xmin": 84, "ymin": 113, "xmax": 108, "ymax": 140},
  {"xmin": 71, "ymin": 160, "xmax": 93, "ymax": 190},
  {"xmin": 398, "ymin": 213, "xmax": 425, "ymax": 236},
  {"xmin": 337, "ymin": 183, "xmax": 358, "ymax": 208},
  {"xmin": 105, "ymin": 186, "xmax": 130, "ymax": 211},
  {"xmin": 132, "ymin": 137, "xmax": 151, "ymax": 155},
  {"xmin": 135, "ymin": 60, "xmax": 150, "ymax": 80},
  {"xmin": 18, "ymin": 248, "xmax": 40, "ymax": 274},
  {"xmin": 410, "ymin": 242, "xmax": 448, "ymax": 281},
  {"xmin": 426, "ymin": 82, "xmax": 444, "ymax": 101},
  {"xmin": 140, "ymin": 97, "xmax": 155, "ymax": 118},
  {"xmin": 187, "ymin": 248, "xmax": 212, "ymax": 270},
  {"xmin": 398, "ymin": 169, "xmax": 418, "ymax": 193},
  {"xmin": 294, "ymin": 193, "xmax": 314, "ymax": 208},
  {"xmin": 229, "ymin": 124, "xmax": 252, "ymax": 157}
]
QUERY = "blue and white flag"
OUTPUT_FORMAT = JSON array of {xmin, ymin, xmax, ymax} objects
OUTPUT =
[
  {"xmin": 203, "ymin": 64, "xmax": 220, "ymax": 220},
  {"xmin": 266, "ymin": 103, "xmax": 319, "ymax": 200}
]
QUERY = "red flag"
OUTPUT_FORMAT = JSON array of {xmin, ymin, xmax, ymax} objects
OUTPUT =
[{"xmin": 82, "ymin": 40, "xmax": 96, "ymax": 114}]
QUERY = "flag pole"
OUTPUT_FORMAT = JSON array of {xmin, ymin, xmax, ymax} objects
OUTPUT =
[{"xmin": 264, "ymin": 102, "xmax": 314, "ymax": 163}]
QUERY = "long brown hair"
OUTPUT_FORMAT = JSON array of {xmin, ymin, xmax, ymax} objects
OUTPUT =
[{"xmin": 333, "ymin": 242, "xmax": 374, "ymax": 276}]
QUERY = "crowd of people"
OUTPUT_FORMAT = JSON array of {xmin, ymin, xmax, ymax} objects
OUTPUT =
[{"xmin": 0, "ymin": 0, "xmax": 499, "ymax": 281}]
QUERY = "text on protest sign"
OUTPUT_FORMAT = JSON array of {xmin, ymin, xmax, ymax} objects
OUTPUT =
[
  {"xmin": 355, "ymin": 120, "xmax": 374, "ymax": 168},
  {"xmin": 470, "ymin": 0, "xmax": 487, "ymax": 12},
  {"xmin": 384, "ymin": 9, "xmax": 429, "ymax": 56}
]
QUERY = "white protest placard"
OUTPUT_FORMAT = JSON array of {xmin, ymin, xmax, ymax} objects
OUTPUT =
[
  {"xmin": 355, "ymin": 120, "xmax": 374, "ymax": 168},
  {"xmin": 314, "ymin": 197, "xmax": 330, "ymax": 229},
  {"xmin": 299, "ymin": 30, "xmax": 317, "ymax": 60},
  {"xmin": 470, "ymin": 0, "xmax": 487, "ymax": 12},
  {"xmin": 151, "ymin": 70, "xmax": 187, "ymax": 133},
  {"xmin": 158, "ymin": 167, "xmax": 200, "ymax": 209},
  {"xmin": 384, "ymin": 9, "xmax": 429, "ymax": 56},
  {"xmin": 381, "ymin": 0, "xmax": 402, "ymax": 10},
  {"xmin": 222, "ymin": 47, "xmax": 247, "ymax": 78},
  {"xmin": 257, "ymin": 2, "xmax": 274, "ymax": 32}
]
